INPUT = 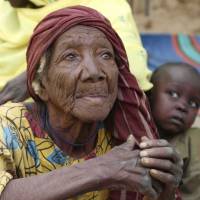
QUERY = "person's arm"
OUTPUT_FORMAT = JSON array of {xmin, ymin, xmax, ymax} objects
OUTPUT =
[
  {"xmin": 1, "ymin": 158, "xmax": 105, "ymax": 200},
  {"xmin": 7, "ymin": 0, "xmax": 28, "ymax": 7},
  {"xmin": 0, "ymin": 72, "xmax": 29, "ymax": 105},
  {"xmin": 0, "ymin": 135, "xmax": 159, "ymax": 200}
]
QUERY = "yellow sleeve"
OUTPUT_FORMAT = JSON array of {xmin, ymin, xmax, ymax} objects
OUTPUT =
[{"xmin": 0, "ymin": 115, "xmax": 18, "ymax": 194}]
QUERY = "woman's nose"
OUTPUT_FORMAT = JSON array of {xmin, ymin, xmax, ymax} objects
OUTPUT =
[{"xmin": 81, "ymin": 56, "xmax": 106, "ymax": 82}]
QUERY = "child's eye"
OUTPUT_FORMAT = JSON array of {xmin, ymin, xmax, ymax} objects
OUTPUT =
[
  {"xmin": 189, "ymin": 100, "xmax": 199, "ymax": 109},
  {"xmin": 169, "ymin": 91, "xmax": 179, "ymax": 99}
]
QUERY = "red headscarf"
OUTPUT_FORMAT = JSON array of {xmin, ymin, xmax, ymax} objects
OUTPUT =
[
  {"xmin": 27, "ymin": 5, "xmax": 158, "ymax": 145},
  {"xmin": 26, "ymin": 5, "xmax": 161, "ymax": 200}
]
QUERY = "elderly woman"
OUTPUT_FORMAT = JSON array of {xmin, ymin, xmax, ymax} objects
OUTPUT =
[{"xmin": 0, "ymin": 6, "xmax": 182, "ymax": 200}]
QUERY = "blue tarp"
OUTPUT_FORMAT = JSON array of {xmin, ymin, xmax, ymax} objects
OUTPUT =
[{"xmin": 141, "ymin": 34, "xmax": 200, "ymax": 72}]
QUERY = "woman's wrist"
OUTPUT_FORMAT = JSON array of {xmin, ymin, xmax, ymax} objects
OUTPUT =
[{"xmin": 158, "ymin": 186, "xmax": 176, "ymax": 200}]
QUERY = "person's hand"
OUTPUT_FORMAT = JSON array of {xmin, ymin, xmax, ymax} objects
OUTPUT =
[
  {"xmin": 139, "ymin": 137, "xmax": 183, "ymax": 199},
  {"xmin": 0, "ymin": 72, "xmax": 29, "ymax": 105},
  {"xmin": 97, "ymin": 135, "xmax": 161, "ymax": 199}
]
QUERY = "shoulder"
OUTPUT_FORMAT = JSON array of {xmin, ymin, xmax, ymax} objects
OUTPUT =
[
  {"xmin": 185, "ymin": 128, "xmax": 200, "ymax": 153},
  {"xmin": 178, "ymin": 128, "xmax": 200, "ymax": 151},
  {"xmin": 0, "ymin": 102, "xmax": 28, "ymax": 120},
  {"xmin": 185, "ymin": 127, "xmax": 200, "ymax": 138},
  {"xmin": 172, "ymin": 128, "xmax": 200, "ymax": 145},
  {"xmin": 0, "ymin": 102, "xmax": 31, "ymax": 144},
  {"xmin": 182, "ymin": 128, "xmax": 200, "ymax": 165},
  {"xmin": 170, "ymin": 128, "xmax": 200, "ymax": 162}
]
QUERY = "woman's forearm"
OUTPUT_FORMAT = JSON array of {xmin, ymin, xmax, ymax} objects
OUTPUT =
[{"xmin": 1, "ymin": 158, "xmax": 103, "ymax": 200}]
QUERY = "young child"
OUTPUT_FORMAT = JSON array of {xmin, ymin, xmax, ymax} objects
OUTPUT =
[{"xmin": 148, "ymin": 62, "xmax": 200, "ymax": 200}]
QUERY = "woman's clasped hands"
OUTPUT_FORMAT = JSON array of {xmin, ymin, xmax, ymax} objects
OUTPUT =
[{"xmin": 96, "ymin": 135, "xmax": 183, "ymax": 200}]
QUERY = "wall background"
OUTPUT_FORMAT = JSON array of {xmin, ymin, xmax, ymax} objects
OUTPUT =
[{"xmin": 129, "ymin": 0, "xmax": 200, "ymax": 34}]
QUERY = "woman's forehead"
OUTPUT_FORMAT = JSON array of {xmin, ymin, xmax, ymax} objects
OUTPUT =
[
  {"xmin": 65, "ymin": 25, "xmax": 105, "ymax": 35},
  {"xmin": 54, "ymin": 25, "xmax": 113, "ymax": 49},
  {"xmin": 58, "ymin": 25, "xmax": 108, "ymax": 42}
]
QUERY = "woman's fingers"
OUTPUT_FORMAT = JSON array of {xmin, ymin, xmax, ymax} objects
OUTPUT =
[
  {"xmin": 150, "ymin": 169, "xmax": 182, "ymax": 187},
  {"xmin": 100, "ymin": 136, "xmax": 163, "ymax": 198},
  {"xmin": 140, "ymin": 147, "xmax": 181, "ymax": 163},
  {"xmin": 139, "ymin": 138, "xmax": 183, "ymax": 189},
  {"xmin": 140, "ymin": 157, "xmax": 182, "ymax": 178},
  {"xmin": 124, "ymin": 172, "xmax": 159, "ymax": 199},
  {"xmin": 140, "ymin": 138, "xmax": 169, "ymax": 149},
  {"xmin": 139, "ymin": 139, "xmax": 183, "ymax": 165}
]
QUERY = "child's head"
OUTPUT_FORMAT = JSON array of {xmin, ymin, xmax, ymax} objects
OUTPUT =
[{"xmin": 149, "ymin": 62, "xmax": 200, "ymax": 137}]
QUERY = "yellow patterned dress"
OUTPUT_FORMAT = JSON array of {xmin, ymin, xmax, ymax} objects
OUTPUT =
[{"xmin": 0, "ymin": 102, "xmax": 112, "ymax": 200}]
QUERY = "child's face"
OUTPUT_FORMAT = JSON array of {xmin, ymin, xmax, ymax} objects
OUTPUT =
[{"xmin": 151, "ymin": 68, "xmax": 200, "ymax": 136}]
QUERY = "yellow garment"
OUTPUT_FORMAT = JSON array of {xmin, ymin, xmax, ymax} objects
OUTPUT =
[
  {"xmin": 0, "ymin": 0, "xmax": 152, "ymax": 91},
  {"xmin": 0, "ymin": 102, "xmax": 111, "ymax": 199}
]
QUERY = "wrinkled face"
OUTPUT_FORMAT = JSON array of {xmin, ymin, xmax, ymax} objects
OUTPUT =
[
  {"xmin": 40, "ymin": 25, "xmax": 118, "ymax": 122},
  {"xmin": 150, "ymin": 68, "xmax": 200, "ymax": 135}
]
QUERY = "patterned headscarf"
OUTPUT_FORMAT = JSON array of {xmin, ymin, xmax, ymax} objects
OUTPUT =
[{"xmin": 26, "ymin": 5, "xmax": 159, "ymax": 200}]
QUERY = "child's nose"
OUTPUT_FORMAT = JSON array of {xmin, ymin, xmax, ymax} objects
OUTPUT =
[{"xmin": 176, "ymin": 99, "xmax": 188, "ymax": 113}]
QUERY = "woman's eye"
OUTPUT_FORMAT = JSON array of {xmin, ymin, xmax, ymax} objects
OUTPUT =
[
  {"xmin": 101, "ymin": 52, "xmax": 113, "ymax": 60},
  {"xmin": 169, "ymin": 91, "xmax": 179, "ymax": 98},
  {"xmin": 64, "ymin": 53, "xmax": 78, "ymax": 61},
  {"xmin": 189, "ymin": 100, "xmax": 199, "ymax": 109}
]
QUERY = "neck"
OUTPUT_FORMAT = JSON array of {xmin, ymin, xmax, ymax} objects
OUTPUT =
[
  {"xmin": 43, "ymin": 103, "xmax": 99, "ymax": 157},
  {"xmin": 157, "ymin": 127, "xmax": 178, "ymax": 141}
]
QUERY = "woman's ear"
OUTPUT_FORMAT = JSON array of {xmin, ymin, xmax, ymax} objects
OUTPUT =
[
  {"xmin": 32, "ymin": 75, "xmax": 49, "ymax": 102},
  {"xmin": 37, "ymin": 77, "xmax": 49, "ymax": 101}
]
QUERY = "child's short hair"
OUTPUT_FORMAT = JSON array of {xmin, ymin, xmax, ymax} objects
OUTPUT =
[{"xmin": 151, "ymin": 62, "xmax": 200, "ymax": 84}]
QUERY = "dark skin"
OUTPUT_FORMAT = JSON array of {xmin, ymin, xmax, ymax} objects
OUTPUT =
[
  {"xmin": 8, "ymin": 0, "xmax": 27, "ymax": 7},
  {"xmin": 0, "ymin": 71, "xmax": 29, "ymax": 104},
  {"xmin": 8, "ymin": 0, "xmax": 37, "ymax": 8},
  {"xmin": 149, "ymin": 66, "xmax": 200, "ymax": 139},
  {"xmin": 0, "ymin": 26, "xmax": 183, "ymax": 200}
]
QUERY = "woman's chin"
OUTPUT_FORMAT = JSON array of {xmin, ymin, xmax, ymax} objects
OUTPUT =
[
  {"xmin": 72, "ymin": 99, "xmax": 114, "ymax": 122},
  {"xmin": 72, "ymin": 108, "xmax": 110, "ymax": 123}
]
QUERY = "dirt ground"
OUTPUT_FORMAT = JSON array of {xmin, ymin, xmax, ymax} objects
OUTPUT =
[{"xmin": 130, "ymin": 0, "xmax": 200, "ymax": 34}]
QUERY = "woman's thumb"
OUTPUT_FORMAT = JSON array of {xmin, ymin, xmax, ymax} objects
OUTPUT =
[{"xmin": 124, "ymin": 134, "xmax": 135, "ymax": 150}]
